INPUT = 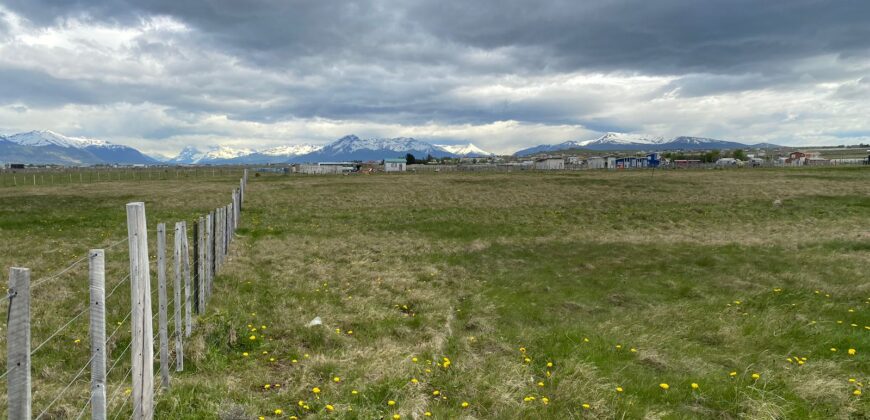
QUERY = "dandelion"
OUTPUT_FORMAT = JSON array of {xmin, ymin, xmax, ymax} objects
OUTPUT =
[
  {"xmin": 352, "ymin": 390, "xmax": 359, "ymax": 395},
  {"xmin": 691, "ymin": 383, "xmax": 699, "ymax": 390},
  {"xmin": 831, "ymin": 348, "xmax": 838, "ymax": 352},
  {"xmin": 729, "ymin": 371, "xmax": 737, "ymax": 377},
  {"xmin": 424, "ymin": 412, "xmax": 432, "ymax": 417},
  {"xmin": 583, "ymin": 337, "xmax": 589, "ymax": 342},
  {"xmin": 412, "ymin": 357, "xmax": 418, "ymax": 363},
  {"xmin": 334, "ymin": 376, "xmax": 341, "ymax": 383},
  {"xmin": 616, "ymin": 386, "xmax": 624, "ymax": 393},
  {"xmin": 291, "ymin": 359, "xmax": 298, "ymax": 364},
  {"xmin": 249, "ymin": 335, "xmax": 256, "ymax": 340},
  {"xmin": 849, "ymin": 378, "xmax": 856, "ymax": 383},
  {"xmin": 74, "ymin": 339, "xmax": 81, "ymax": 344},
  {"xmin": 659, "ymin": 383, "xmax": 669, "ymax": 390},
  {"xmin": 786, "ymin": 357, "xmax": 792, "ymax": 363},
  {"xmin": 524, "ymin": 357, "xmax": 531, "ymax": 363},
  {"xmin": 264, "ymin": 384, "xmax": 271, "ymax": 389},
  {"xmin": 242, "ymin": 352, "xmax": 249, "ymax": 357},
  {"xmin": 848, "ymin": 348, "xmax": 857, "ymax": 356},
  {"xmin": 393, "ymin": 415, "xmax": 401, "ymax": 420},
  {"xmin": 347, "ymin": 330, "xmax": 353, "ymax": 335},
  {"xmin": 630, "ymin": 348, "xmax": 637, "ymax": 353},
  {"xmin": 433, "ymin": 390, "xmax": 440, "ymax": 396},
  {"xmin": 854, "ymin": 389, "xmax": 862, "ymax": 396},
  {"xmin": 541, "ymin": 397, "xmax": 549, "ymax": 405},
  {"xmin": 752, "ymin": 373, "xmax": 760, "ymax": 380},
  {"xmin": 461, "ymin": 402, "xmax": 469, "ymax": 408},
  {"xmin": 124, "ymin": 388, "xmax": 132, "ymax": 395},
  {"xmin": 325, "ymin": 405, "xmax": 334, "ymax": 412},
  {"xmin": 537, "ymin": 381, "xmax": 545, "ymax": 387},
  {"xmin": 582, "ymin": 403, "xmax": 591, "ymax": 409},
  {"xmin": 615, "ymin": 344, "xmax": 622, "ymax": 350},
  {"xmin": 274, "ymin": 409, "xmax": 283, "ymax": 415},
  {"xmin": 411, "ymin": 378, "xmax": 419, "ymax": 384},
  {"xmin": 388, "ymin": 400, "xmax": 396, "ymax": 406},
  {"xmin": 312, "ymin": 387, "xmax": 321, "ymax": 394},
  {"xmin": 547, "ymin": 362, "xmax": 553, "ymax": 368},
  {"xmin": 519, "ymin": 347, "xmax": 526, "ymax": 353}
]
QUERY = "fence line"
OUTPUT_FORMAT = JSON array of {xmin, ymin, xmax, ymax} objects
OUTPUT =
[{"xmin": 3, "ymin": 169, "xmax": 248, "ymax": 419}]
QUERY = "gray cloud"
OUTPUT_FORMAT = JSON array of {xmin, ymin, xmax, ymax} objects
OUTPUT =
[{"xmin": 0, "ymin": 0, "xmax": 869, "ymax": 151}]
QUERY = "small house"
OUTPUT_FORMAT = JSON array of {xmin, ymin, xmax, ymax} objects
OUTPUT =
[
  {"xmin": 534, "ymin": 157, "xmax": 565, "ymax": 170},
  {"xmin": 384, "ymin": 158, "xmax": 407, "ymax": 172}
]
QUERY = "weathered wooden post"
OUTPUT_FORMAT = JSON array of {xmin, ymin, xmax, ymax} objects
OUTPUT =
[
  {"xmin": 181, "ymin": 221, "xmax": 192, "ymax": 336},
  {"xmin": 173, "ymin": 222, "xmax": 185, "ymax": 371},
  {"xmin": 126, "ymin": 202, "xmax": 154, "ymax": 419},
  {"xmin": 7, "ymin": 267, "xmax": 31, "ymax": 419},
  {"xmin": 197, "ymin": 216, "xmax": 206, "ymax": 312},
  {"xmin": 157, "ymin": 223, "xmax": 170, "ymax": 390},
  {"xmin": 90, "ymin": 250, "xmax": 107, "ymax": 420},
  {"xmin": 206, "ymin": 211, "xmax": 214, "ymax": 301}
]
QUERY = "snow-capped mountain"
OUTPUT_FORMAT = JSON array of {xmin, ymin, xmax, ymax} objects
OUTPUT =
[
  {"xmin": 166, "ymin": 146, "xmax": 206, "ymax": 164},
  {"xmin": 515, "ymin": 133, "xmax": 757, "ymax": 156},
  {"xmin": 198, "ymin": 146, "xmax": 256, "ymax": 163},
  {"xmin": 435, "ymin": 143, "xmax": 494, "ymax": 157},
  {"xmin": 294, "ymin": 135, "xmax": 456, "ymax": 162},
  {"xmin": 7, "ymin": 130, "xmax": 111, "ymax": 148},
  {"xmin": 1, "ymin": 130, "xmax": 157, "ymax": 165},
  {"xmin": 260, "ymin": 144, "xmax": 322, "ymax": 157}
]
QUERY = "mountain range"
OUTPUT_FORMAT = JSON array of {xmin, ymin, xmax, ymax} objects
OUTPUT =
[
  {"xmin": 0, "ymin": 130, "xmax": 158, "ymax": 165},
  {"xmin": 1, "ymin": 130, "xmax": 778, "ymax": 166},
  {"xmin": 513, "ymin": 133, "xmax": 759, "ymax": 156}
]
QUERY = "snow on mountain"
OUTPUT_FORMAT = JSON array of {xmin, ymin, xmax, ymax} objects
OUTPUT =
[
  {"xmin": 7, "ymin": 130, "xmax": 111, "ymax": 148},
  {"xmin": 582, "ymin": 132, "xmax": 666, "ymax": 147},
  {"xmin": 203, "ymin": 145, "xmax": 255, "ymax": 160},
  {"xmin": 294, "ymin": 135, "xmax": 456, "ymax": 162},
  {"xmin": 3, "ymin": 130, "xmax": 157, "ymax": 164},
  {"xmin": 515, "ymin": 132, "xmax": 753, "ymax": 156},
  {"xmin": 166, "ymin": 146, "xmax": 207, "ymax": 164},
  {"xmin": 260, "ymin": 144, "xmax": 322, "ymax": 157},
  {"xmin": 435, "ymin": 143, "xmax": 494, "ymax": 157}
]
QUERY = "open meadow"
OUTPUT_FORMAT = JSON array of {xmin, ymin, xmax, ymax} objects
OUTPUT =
[{"xmin": 1, "ymin": 167, "xmax": 868, "ymax": 419}]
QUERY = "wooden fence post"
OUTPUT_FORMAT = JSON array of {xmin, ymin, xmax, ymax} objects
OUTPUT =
[
  {"xmin": 197, "ymin": 216, "xmax": 206, "ymax": 312},
  {"xmin": 90, "ymin": 250, "xmax": 107, "ymax": 420},
  {"xmin": 157, "ymin": 223, "xmax": 170, "ymax": 390},
  {"xmin": 7, "ymin": 267, "xmax": 31, "ymax": 419},
  {"xmin": 173, "ymin": 223, "xmax": 185, "ymax": 371},
  {"xmin": 181, "ymin": 221, "xmax": 192, "ymax": 336},
  {"xmin": 126, "ymin": 202, "xmax": 154, "ymax": 419},
  {"xmin": 206, "ymin": 211, "xmax": 214, "ymax": 302}
]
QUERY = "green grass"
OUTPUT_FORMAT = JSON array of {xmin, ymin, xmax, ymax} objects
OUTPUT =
[{"xmin": 1, "ymin": 167, "xmax": 868, "ymax": 419}]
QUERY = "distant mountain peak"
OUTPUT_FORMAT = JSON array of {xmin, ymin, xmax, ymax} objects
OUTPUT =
[{"xmin": 435, "ymin": 143, "xmax": 494, "ymax": 157}]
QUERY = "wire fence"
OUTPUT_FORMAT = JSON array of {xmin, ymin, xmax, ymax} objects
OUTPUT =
[{"xmin": 2, "ymin": 169, "xmax": 248, "ymax": 419}]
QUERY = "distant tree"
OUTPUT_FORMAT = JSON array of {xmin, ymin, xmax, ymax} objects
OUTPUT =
[
  {"xmin": 732, "ymin": 149, "xmax": 747, "ymax": 160},
  {"xmin": 426, "ymin": 153, "xmax": 434, "ymax": 163},
  {"xmin": 405, "ymin": 153, "xmax": 416, "ymax": 165},
  {"xmin": 702, "ymin": 150, "xmax": 721, "ymax": 163}
]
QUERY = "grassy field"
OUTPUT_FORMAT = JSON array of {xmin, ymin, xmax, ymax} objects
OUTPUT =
[{"xmin": 1, "ymin": 167, "xmax": 868, "ymax": 419}]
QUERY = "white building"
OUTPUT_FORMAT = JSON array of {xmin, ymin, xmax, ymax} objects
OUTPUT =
[
  {"xmin": 384, "ymin": 158, "xmax": 407, "ymax": 172},
  {"xmin": 533, "ymin": 157, "xmax": 565, "ymax": 170}
]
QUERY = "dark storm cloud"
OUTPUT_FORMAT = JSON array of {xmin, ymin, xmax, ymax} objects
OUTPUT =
[
  {"xmin": 6, "ymin": 0, "xmax": 869, "ymax": 76},
  {"xmin": 1, "ymin": 0, "xmax": 869, "ymax": 149}
]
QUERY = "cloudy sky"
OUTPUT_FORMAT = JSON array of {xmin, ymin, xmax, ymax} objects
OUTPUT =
[{"xmin": 1, "ymin": 0, "xmax": 868, "ymax": 155}]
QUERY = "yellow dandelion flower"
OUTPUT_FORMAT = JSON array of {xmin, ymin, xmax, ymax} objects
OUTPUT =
[
  {"xmin": 616, "ymin": 386, "xmax": 623, "ymax": 392},
  {"xmin": 582, "ymin": 403, "xmax": 591, "ymax": 409},
  {"xmin": 831, "ymin": 348, "xmax": 838, "ymax": 352},
  {"xmin": 291, "ymin": 359, "xmax": 298, "ymax": 363},
  {"xmin": 583, "ymin": 337, "xmax": 589, "ymax": 342},
  {"xmin": 388, "ymin": 400, "xmax": 396, "ymax": 406},
  {"xmin": 854, "ymin": 389, "xmax": 862, "ymax": 396},
  {"xmin": 424, "ymin": 412, "xmax": 432, "ymax": 417},
  {"xmin": 249, "ymin": 335, "xmax": 256, "ymax": 340},
  {"xmin": 264, "ymin": 384, "xmax": 271, "ymax": 389},
  {"xmin": 411, "ymin": 357, "xmax": 418, "ymax": 363},
  {"xmin": 524, "ymin": 357, "xmax": 531, "ymax": 363},
  {"xmin": 541, "ymin": 397, "xmax": 549, "ymax": 405},
  {"xmin": 433, "ymin": 390, "xmax": 440, "ymax": 396},
  {"xmin": 333, "ymin": 376, "xmax": 341, "ymax": 383},
  {"xmin": 74, "ymin": 339, "xmax": 81, "ymax": 344},
  {"xmin": 615, "ymin": 344, "xmax": 622, "ymax": 350},
  {"xmin": 848, "ymin": 348, "xmax": 857, "ymax": 356},
  {"xmin": 462, "ymin": 401, "xmax": 469, "ymax": 408},
  {"xmin": 691, "ymin": 383, "xmax": 699, "ymax": 390},
  {"xmin": 660, "ymin": 383, "xmax": 670, "ymax": 390},
  {"xmin": 352, "ymin": 390, "xmax": 359, "ymax": 395},
  {"xmin": 312, "ymin": 387, "xmax": 321, "ymax": 394},
  {"xmin": 242, "ymin": 352, "xmax": 249, "ymax": 357},
  {"xmin": 411, "ymin": 378, "xmax": 419, "ymax": 384},
  {"xmin": 537, "ymin": 381, "xmax": 545, "ymax": 387},
  {"xmin": 325, "ymin": 404, "xmax": 334, "ymax": 411},
  {"xmin": 274, "ymin": 409, "xmax": 283, "ymax": 415},
  {"xmin": 751, "ymin": 373, "xmax": 760, "ymax": 380},
  {"xmin": 848, "ymin": 378, "xmax": 856, "ymax": 383},
  {"xmin": 546, "ymin": 362, "xmax": 553, "ymax": 368},
  {"xmin": 519, "ymin": 347, "xmax": 526, "ymax": 353},
  {"xmin": 393, "ymin": 415, "xmax": 401, "ymax": 420},
  {"xmin": 729, "ymin": 371, "xmax": 737, "ymax": 377}
]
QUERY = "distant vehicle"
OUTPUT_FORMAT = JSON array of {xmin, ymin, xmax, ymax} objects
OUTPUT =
[{"xmin": 715, "ymin": 158, "xmax": 743, "ymax": 167}]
